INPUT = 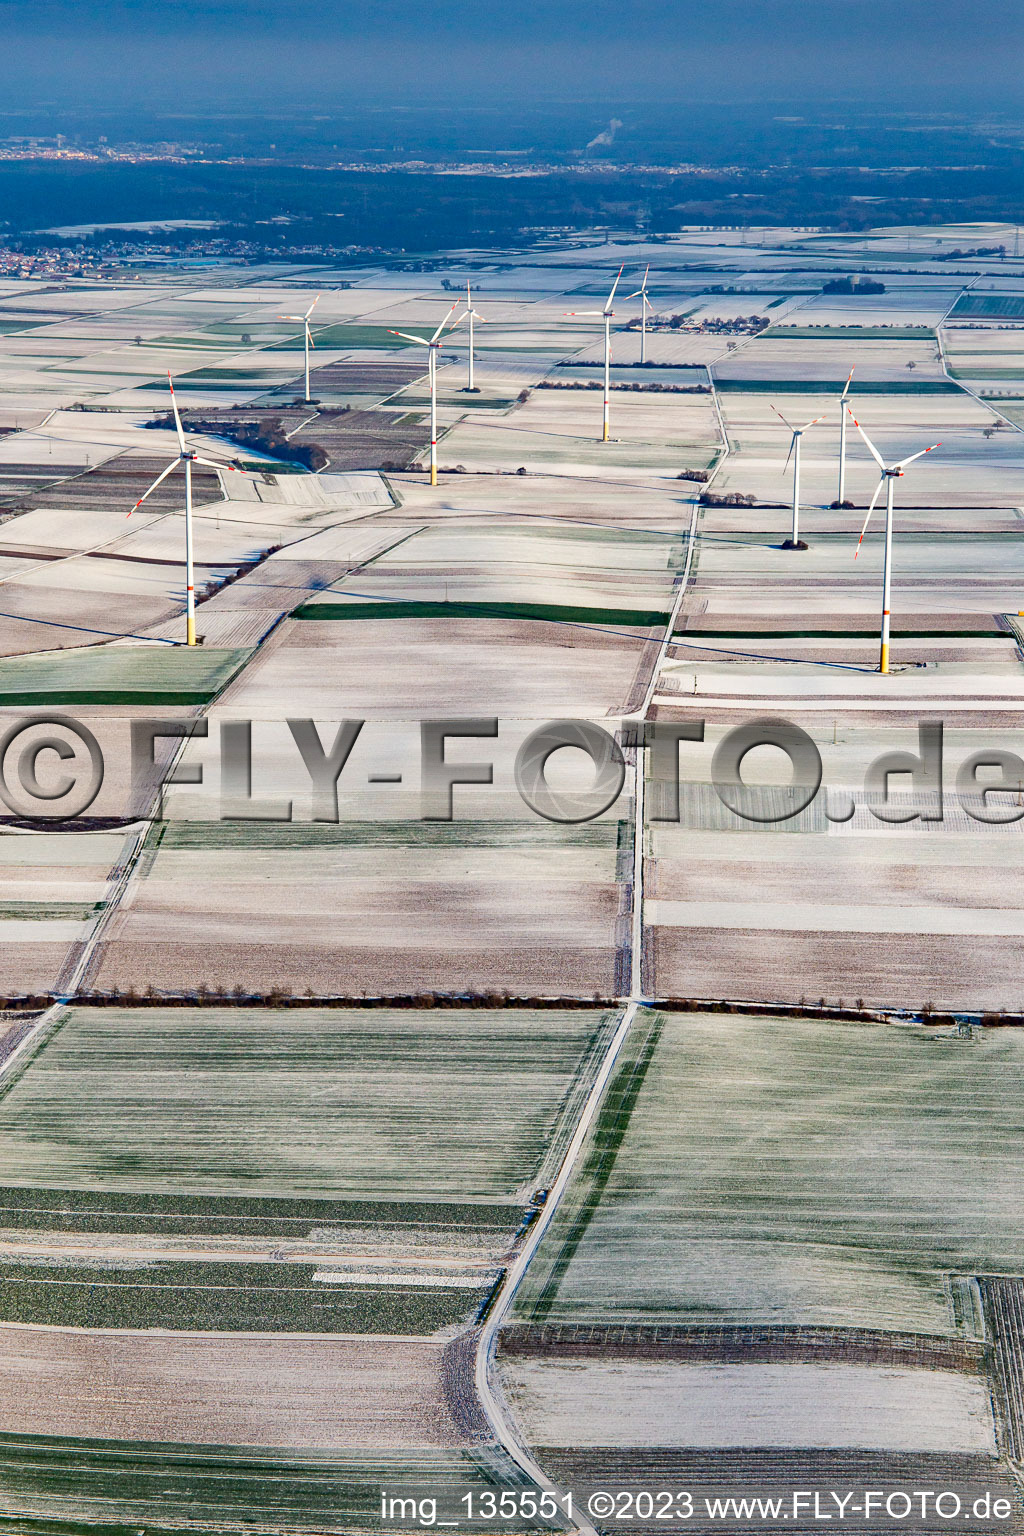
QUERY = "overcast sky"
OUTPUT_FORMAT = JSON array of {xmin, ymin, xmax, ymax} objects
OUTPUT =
[{"xmin": 2, "ymin": 0, "xmax": 1023, "ymax": 113}]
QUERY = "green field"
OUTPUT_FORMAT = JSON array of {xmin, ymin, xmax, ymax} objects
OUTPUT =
[
  {"xmin": 0, "ymin": 1183, "xmax": 518, "ymax": 1237},
  {"xmin": 949, "ymin": 294, "xmax": 1024, "ymax": 320},
  {"xmin": 678, "ymin": 627, "xmax": 1002, "ymax": 639},
  {"xmin": 203, "ymin": 322, "xmax": 295, "ymax": 340},
  {"xmin": 763, "ymin": 326, "xmax": 935, "ymax": 339},
  {"xmin": 272, "ymin": 324, "xmax": 418, "ymax": 350},
  {"xmin": 0, "ymin": 1259, "xmax": 483, "ymax": 1333},
  {"xmin": 0, "ymin": 1006, "xmax": 617, "ymax": 1200},
  {"xmin": 516, "ymin": 1012, "xmax": 1024, "ymax": 1335},
  {"xmin": 182, "ymin": 365, "xmax": 295, "ymax": 382},
  {"xmin": 0, "ymin": 902, "xmax": 100, "ymax": 921},
  {"xmin": 0, "ymin": 1438, "xmax": 538, "ymax": 1535},
  {"xmin": 984, "ymin": 401, "xmax": 1024, "ymax": 423},
  {"xmin": 393, "ymin": 393, "xmax": 516, "ymax": 409},
  {"xmin": 142, "ymin": 333, "xmax": 242, "ymax": 351},
  {"xmin": 0, "ymin": 646, "xmax": 251, "ymax": 707},
  {"xmin": 152, "ymin": 818, "xmax": 620, "ymax": 851},
  {"xmin": 133, "ymin": 378, "xmax": 266, "ymax": 395},
  {"xmin": 948, "ymin": 366, "xmax": 1024, "ymax": 380},
  {"xmin": 294, "ymin": 597, "xmax": 670, "ymax": 626},
  {"xmin": 714, "ymin": 378, "xmax": 960, "ymax": 394}
]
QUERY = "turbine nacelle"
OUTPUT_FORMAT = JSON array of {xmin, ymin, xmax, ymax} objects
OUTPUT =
[
  {"xmin": 844, "ymin": 405, "xmax": 940, "ymax": 673},
  {"xmin": 846, "ymin": 406, "xmax": 939, "ymax": 558},
  {"xmin": 127, "ymin": 372, "xmax": 243, "ymax": 647},
  {"xmin": 565, "ymin": 264, "xmax": 625, "ymax": 321},
  {"xmin": 772, "ymin": 404, "xmax": 825, "ymax": 474},
  {"xmin": 460, "ymin": 281, "xmax": 486, "ymax": 323},
  {"xmin": 279, "ymin": 294, "xmax": 320, "ymax": 328},
  {"xmin": 387, "ymin": 301, "xmax": 463, "ymax": 352},
  {"xmin": 387, "ymin": 302, "xmax": 464, "ymax": 485},
  {"xmin": 626, "ymin": 264, "xmax": 653, "ymax": 308},
  {"xmin": 128, "ymin": 372, "xmax": 239, "ymax": 516}
]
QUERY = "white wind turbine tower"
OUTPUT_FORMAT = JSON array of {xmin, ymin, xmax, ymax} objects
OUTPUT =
[
  {"xmin": 460, "ymin": 282, "xmax": 485, "ymax": 391},
  {"xmin": 626, "ymin": 265, "xmax": 654, "ymax": 364},
  {"xmin": 128, "ymin": 373, "xmax": 239, "ymax": 647},
  {"xmin": 278, "ymin": 294, "xmax": 320, "ymax": 404},
  {"xmin": 772, "ymin": 405, "xmax": 826, "ymax": 549},
  {"xmin": 848, "ymin": 406, "xmax": 940, "ymax": 674},
  {"xmin": 566, "ymin": 265, "xmax": 624, "ymax": 442},
  {"xmin": 388, "ymin": 303, "xmax": 463, "ymax": 487},
  {"xmin": 836, "ymin": 366, "xmax": 855, "ymax": 505}
]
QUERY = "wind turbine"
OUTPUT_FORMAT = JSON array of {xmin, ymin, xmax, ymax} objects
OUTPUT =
[
  {"xmin": 388, "ymin": 303, "xmax": 463, "ymax": 487},
  {"xmin": 836, "ymin": 367, "xmax": 855, "ymax": 505},
  {"xmin": 566, "ymin": 265, "xmax": 624, "ymax": 442},
  {"xmin": 460, "ymin": 282, "xmax": 485, "ymax": 391},
  {"xmin": 772, "ymin": 405, "xmax": 826, "ymax": 549},
  {"xmin": 848, "ymin": 406, "xmax": 940, "ymax": 674},
  {"xmin": 128, "ymin": 373, "xmax": 240, "ymax": 647},
  {"xmin": 278, "ymin": 294, "xmax": 320, "ymax": 404},
  {"xmin": 626, "ymin": 265, "xmax": 654, "ymax": 364}
]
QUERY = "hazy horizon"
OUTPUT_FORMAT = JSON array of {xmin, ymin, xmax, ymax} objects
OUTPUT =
[{"xmin": 2, "ymin": 0, "xmax": 1023, "ymax": 115}]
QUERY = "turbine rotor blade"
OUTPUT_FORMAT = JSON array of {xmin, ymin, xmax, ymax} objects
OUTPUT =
[
  {"xmin": 167, "ymin": 372, "xmax": 186, "ymax": 453},
  {"xmin": 127, "ymin": 457, "xmax": 179, "ymax": 517},
  {"xmin": 191, "ymin": 455, "xmax": 240, "ymax": 472},
  {"xmin": 783, "ymin": 433, "xmax": 796, "ymax": 475},
  {"xmin": 799, "ymin": 413, "xmax": 827, "ymax": 432},
  {"xmin": 388, "ymin": 330, "xmax": 430, "ymax": 345},
  {"xmin": 431, "ymin": 302, "xmax": 460, "ymax": 343},
  {"xmin": 854, "ymin": 476, "xmax": 886, "ymax": 558},
  {"xmin": 848, "ymin": 406, "xmax": 886, "ymax": 470},
  {"xmin": 894, "ymin": 442, "xmax": 941, "ymax": 471},
  {"xmin": 840, "ymin": 366, "xmax": 855, "ymax": 402},
  {"xmin": 604, "ymin": 264, "xmax": 625, "ymax": 312},
  {"xmin": 304, "ymin": 294, "xmax": 320, "ymax": 320},
  {"xmin": 771, "ymin": 403, "xmax": 795, "ymax": 432}
]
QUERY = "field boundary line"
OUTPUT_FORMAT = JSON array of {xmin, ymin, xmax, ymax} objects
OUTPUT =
[
  {"xmin": 472, "ymin": 998, "xmax": 638, "ymax": 1534},
  {"xmin": 0, "ymin": 1319, "xmax": 454, "ymax": 1342},
  {"xmin": 470, "ymin": 374, "xmax": 723, "ymax": 1529},
  {"xmin": 938, "ymin": 277, "xmax": 1024, "ymax": 437},
  {"xmin": 0, "ymin": 1003, "xmax": 69, "ymax": 1098}
]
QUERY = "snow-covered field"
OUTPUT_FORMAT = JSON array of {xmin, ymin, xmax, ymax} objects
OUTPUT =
[{"xmin": 505, "ymin": 1360, "xmax": 996, "ymax": 1452}]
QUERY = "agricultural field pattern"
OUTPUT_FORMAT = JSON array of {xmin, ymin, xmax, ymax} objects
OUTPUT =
[{"xmin": 2, "ymin": 223, "xmax": 1024, "ymax": 1534}]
